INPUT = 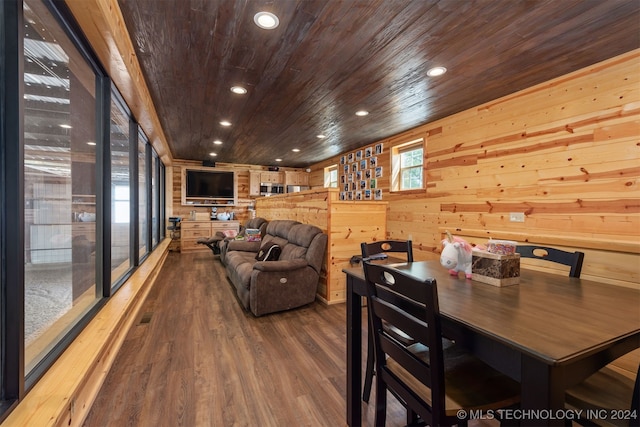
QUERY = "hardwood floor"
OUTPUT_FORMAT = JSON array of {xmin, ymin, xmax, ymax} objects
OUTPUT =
[{"xmin": 83, "ymin": 251, "xmax": 497, "ymax": 427}]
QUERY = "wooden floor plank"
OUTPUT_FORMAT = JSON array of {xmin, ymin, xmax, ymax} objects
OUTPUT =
[{"xmin": 83, "ymin": 251, "xmax": 497, "ymax": 427}]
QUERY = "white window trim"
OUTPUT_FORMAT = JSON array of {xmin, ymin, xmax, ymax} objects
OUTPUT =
[{"xmin": 391, "ymin": 138, "xmax": 424, "ymax": 192}]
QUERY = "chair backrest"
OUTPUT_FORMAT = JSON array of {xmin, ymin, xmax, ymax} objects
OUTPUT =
[
  {"xmin": 516, "ymin": 245, "xmax": 584, "ymax": 278},
  {"xmin": 362, "ymin": 261, "xmax": 447, "ymax": 425},
  {"xmin": 361, "ymin": 240, "xmax": 413, "ymax": 262}
]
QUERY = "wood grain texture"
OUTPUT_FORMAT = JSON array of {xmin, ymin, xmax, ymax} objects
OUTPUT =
[
  {"xmin": 82, "ymin": 252, "xmax": 497, "ymax": 427},
  {"xmin": 105, "ymin": 0, "xmax": 640, "ymax": 167},
  {"xmin": 308, "ymin": 50, "xmax": 640, "ymax": 288}
]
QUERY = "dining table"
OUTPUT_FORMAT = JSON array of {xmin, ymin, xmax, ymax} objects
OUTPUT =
[{"xmin": 344, "ymin": 259, "xmax": 640, "ymax": 427}]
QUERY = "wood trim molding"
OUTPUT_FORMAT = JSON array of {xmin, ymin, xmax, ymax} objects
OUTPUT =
[
  {"xmin": 438, "ymin": 227, "xmax": 640, "ymax": 254},
  {"xmin": 2, "ymin": 239, "xmax": 170, "ymax": 427},
  {"xmin": 64, "ymin": 0, "xmax": 173, "ymax": 165}
]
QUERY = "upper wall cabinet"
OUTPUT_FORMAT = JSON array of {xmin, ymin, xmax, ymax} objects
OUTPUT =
[{"xmin": 284, "ymin": 171, "xmax": 309, "ymax": 186}]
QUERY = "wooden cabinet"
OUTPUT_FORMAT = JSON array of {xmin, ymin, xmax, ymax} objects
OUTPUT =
[
  {"xmin": 180, "ymin": 220, "xmax": 240, "ymax": 252},
  {"xmin": 248, "ymin": 170, "xmax": 285, "ymax": 196},
  {"xmin": 260, "ymin": 171, "xmax": 284, "ymax": 183},
  {"xmin": 284, "ymin": 171, "xmax": 309, "ymax": 186},
  {"xmin": 249, "ymin": 171, "xmax": 262, "ymax": 196}
]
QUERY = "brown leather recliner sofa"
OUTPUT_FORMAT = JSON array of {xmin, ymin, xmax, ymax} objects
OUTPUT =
[{"xmin": 222, "ymin": 219, "xmax": 327, "ymax": 316}]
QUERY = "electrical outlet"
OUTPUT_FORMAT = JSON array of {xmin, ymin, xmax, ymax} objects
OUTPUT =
[{"xmin": 509, "ymin": 212, "xmax": 525, "ymax": 222}]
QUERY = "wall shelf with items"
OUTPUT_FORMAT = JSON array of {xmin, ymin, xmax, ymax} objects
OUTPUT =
[{"xmin": 183, "ymin": 198, "xmax": 236, "ymax": 207}]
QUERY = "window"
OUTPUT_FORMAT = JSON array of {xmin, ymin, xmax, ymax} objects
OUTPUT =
[
  {"xmin": 23, "ymin": 0, "xmax": 101, "ymax": 374},
  {"xmin": 138, "ymin": 132, "xmax": 149, "ymax": 259},
  {"xmin": 391, "ymin": 139, "xmax": 424, "ymax": 191},
  {"xmin": 110, "ymin": 90, "xmax": 134, "ymax": 287},
  {"xmin": 324, "ymin": 165, "xmax": 338, "ymax": 188}
]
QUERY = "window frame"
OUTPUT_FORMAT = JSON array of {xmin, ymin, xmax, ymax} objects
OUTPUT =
[
  {"xmin": 324, "ymin": 164, "xmax": 338, "ymax": 188},
  {"xmin": 391, "ymin": 138, "xmax": 425, "ymax": 192}
]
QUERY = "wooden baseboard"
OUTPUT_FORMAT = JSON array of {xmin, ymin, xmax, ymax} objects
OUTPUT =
[{"xmin": 1, "ymin": 239, "xmax": 170, "ymax": 427}]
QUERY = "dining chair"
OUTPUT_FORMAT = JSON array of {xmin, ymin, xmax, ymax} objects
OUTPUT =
[
  {"xmin": 360, "ymin": 240, "xmax": 414, "ymax": 403},
  {"xmin": 565, "ymin": 362, "xmax": 639, "ymax": 427},
  {"xmin": 361, "ymin": 240, "xmax": 414, "ymax": 263},
  {"xmin": 516, "ymin": 245, "xmax": 585, "ymax": 278},
  {"xmin": 362, "ymin": 261, "xmax": 520, "ymax": 427}
]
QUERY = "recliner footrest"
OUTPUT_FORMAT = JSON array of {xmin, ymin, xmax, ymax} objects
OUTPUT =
[{"xmin": 197, "ymin": 235, "xmax": 224, "ymax": 254}]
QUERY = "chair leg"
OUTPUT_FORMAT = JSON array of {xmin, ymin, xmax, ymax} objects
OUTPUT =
[
  {"xmin": 374, "ymin": 374, "xmax": 387, "ymax": 427},
  {"xmin": 362, "ymin": 330, "xmax": 375, "ymax": 402}
]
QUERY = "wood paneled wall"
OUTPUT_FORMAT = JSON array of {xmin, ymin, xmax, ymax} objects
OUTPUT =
[{"xmin": 309, "ymin": 50, "xmax": 640, "ymax": 288}]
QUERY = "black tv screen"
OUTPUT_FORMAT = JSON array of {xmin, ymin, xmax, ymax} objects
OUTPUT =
[{"xmin": 185, "ymin": 170, "xmax": 235, "ymax": 199}]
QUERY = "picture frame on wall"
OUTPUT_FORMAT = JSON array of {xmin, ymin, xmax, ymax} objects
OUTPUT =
[
  {"xmin": 375, "ymin": 166, "xmax": 383, "ymax": 178},
  {"xmin": 375, "ymin": 143, "xmax": 383, "ymax": 155},
  {"xmin": 364, "ymin": 189, "xmax": 372, "ymax": 200},
  {"xmin": 369, "ymin": 157, "xmax": 377, "ymax": 168},
  {"xmin": 375, "ymin": 189, "xmax": 383, "ymax": 200},
  {"xmin": 365, "ymin": 147, "xmax": 373, "ymax": 157}
]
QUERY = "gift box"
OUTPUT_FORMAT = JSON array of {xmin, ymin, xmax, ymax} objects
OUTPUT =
[{"xmin": 471, "ymin": 250, "xmax": 520, "ymax": 287}]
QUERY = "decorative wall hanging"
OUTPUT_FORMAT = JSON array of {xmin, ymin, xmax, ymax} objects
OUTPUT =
[{"xmin": 339, "ymin": 144, "xmax": 383, "ymax": 201}]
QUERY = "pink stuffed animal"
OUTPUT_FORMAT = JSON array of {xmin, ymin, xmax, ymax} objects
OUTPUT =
[{"xmin": 440, "ymin": 230, "xmax": 473, "ymax": 279}]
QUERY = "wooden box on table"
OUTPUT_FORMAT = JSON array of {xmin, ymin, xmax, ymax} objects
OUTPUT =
[{"xmin": 471, "ymin": 250, "xmax": 520, "ymax": 287}]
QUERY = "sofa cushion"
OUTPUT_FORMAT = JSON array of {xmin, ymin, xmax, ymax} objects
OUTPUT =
[{"xmin": 256, "ymin": 242, "xmax": 281, "ymax": 261}]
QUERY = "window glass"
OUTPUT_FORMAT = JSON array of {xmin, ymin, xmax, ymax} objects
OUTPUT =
[
  {"xmin": 324, "ymin": 165, "xmax": 338, "ymax": 188},
  {"xmin": 23, "ymin": 0, "xmax": 100, "ymax": 373},
  {"xmin": 151, "ymin": 153, "xmax": 158, "ymax": 248},
  {"xmin": 400, "ymin": 147, "xmax": 423, "ymax": 190},
  {"xmin": 110, "ymin": 96, "xmax": 132, "ymax": 285},
  {"xmin": 138, "ymin": 133, "xmax": 148, "ymax": 258}
]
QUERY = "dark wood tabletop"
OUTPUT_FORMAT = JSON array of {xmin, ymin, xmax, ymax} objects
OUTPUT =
[{"xmin": 344, "ymin": 259, "xmax": 640, "ymax": 426}]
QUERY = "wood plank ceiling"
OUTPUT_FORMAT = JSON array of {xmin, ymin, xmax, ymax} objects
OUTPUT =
[{"xmin": 117, "ymin": 0, "xmax": 640, "ymax": 168}]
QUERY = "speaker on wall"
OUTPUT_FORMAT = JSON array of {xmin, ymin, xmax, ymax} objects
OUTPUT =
[{"xmin": 202, "ymin": 160, "xmax": 216, "ymax": 167}]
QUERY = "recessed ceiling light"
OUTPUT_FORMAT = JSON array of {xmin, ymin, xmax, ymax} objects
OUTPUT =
[
  {"xmin": 59, "ymin": 124, "xmax": 72, "ymax": 129},
  {"xmin": 230, "ymin": 86, "xmax": 247, "ymax": 94},
  {"xmin": 87, "ymin": 141, "xmax": 96, "ymax": 146},
  {"xmin": 209, "ymin": 152, "xmax": 217, "ymax": 157},
  {"xmin": 292, "ymin": 148, "xmax": 300, "ymax": 152},
  {"xmin": 220, "ymin": 120, "xmax": 231, "ymax": 127},
  {"xmin": 316, "ymin": 134, "xmax": 326, "ymax": 139},
  {"xmin": 355, "ymin": 110, "xmax": 369, "ymax": 117},
  {"xmin": 427, "ymin": 66, "xmax": 447, "ymax": 77},
  {"xmin": 213, "ymin": 140, "xmax": 223, "ymax": 145},
  {"xmin": 275, "ymin": 158, "xmax": 282, "ymax": 162},
  {"xmin": 254, "ymin": 12, "xmax": 279, "ymax": 29}
]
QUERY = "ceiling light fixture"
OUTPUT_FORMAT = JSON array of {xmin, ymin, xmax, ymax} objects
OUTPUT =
[
  {"xmin": 427, "ymin": 66, "xmax": 447, "ymax": 77},
  {"xmin": 209, "ymin": 152, "xmax": 217, "ymax": 157},
  {"xmin": 275, "ymin": 158, "xmax": 282, "ymax": 162},
  {"xmin": 59, "ymin": 124, "xmax": 72, "ymax": 129},
  {"xmin": 292, "ymin": 148, "xmax": 300, "ymax": 152},
  {"xmin": 355, "ymin": 110, "xmax": 369, "ymax": 117},
  {"xmin": 230, "ymin": 86, "xmax": 247, "ymax": 94},
  {"xmin": 87, "ymin": 141, "xmax": 96, "ymax": 146},
  {"xmin": 213, "ymin": 140, "xmax": 223, "ymax": 145},
  {"xmin": 317, "ymin": 134, "xmax": 326, "ymax": 139},
  {"xmin": 254, "ymin": 12, "xmax": 279, "ymax": 30},
  {"xmin": 220, "ymin": 120, "xmax": 231, "ymax": 127}
]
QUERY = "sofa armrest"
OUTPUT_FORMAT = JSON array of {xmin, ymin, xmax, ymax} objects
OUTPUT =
[
  {"xmin": 225, "ymin": 239, "xmax": 261, "ymax": 253},
  {"xmin": 253, "ymin": 258, "xmax": 308, "ymax": 272}
]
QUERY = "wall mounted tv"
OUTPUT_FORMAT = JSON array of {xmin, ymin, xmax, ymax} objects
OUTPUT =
[{"xmin": 182, "ymin": 168, "xmax": 237, "ymax": 206}]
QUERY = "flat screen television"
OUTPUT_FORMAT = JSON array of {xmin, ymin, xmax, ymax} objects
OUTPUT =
[{"xmin": 184, "ymin": 169, "xmax": 236, "ymax": 201}]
